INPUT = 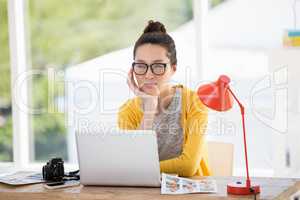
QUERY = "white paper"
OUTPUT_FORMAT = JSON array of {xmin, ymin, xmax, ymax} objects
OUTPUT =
[{"xmin": 161, "ymin": 173, "xmax": 217, "ymax": 194}]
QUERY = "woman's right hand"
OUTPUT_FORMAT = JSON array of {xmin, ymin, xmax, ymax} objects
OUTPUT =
[{"xmin": 127, "ymin": 68, "xmax": 158, "ymax": 115}]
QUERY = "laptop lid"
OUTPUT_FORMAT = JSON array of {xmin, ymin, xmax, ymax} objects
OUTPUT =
[{"xmin": 76, "ymin": 129, "xmax": 161, "ymax": 187}]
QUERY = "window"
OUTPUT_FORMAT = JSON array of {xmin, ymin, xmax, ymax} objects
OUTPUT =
[
  {"xmin": 0, "ymin": 0, "xmax": 13, "ymax": 162},
  {"xmin": 209, "ymin": 0, "xmax": 226, "ymax": 9},
  {"xmin": 28, "ymin": 0, "xmax": 193, "ymax": 162}
]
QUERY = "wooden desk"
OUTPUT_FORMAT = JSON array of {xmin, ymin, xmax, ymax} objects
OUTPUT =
[{"xmin": 0, "ymin": 176, "xmax": 299, "ymax": 200}]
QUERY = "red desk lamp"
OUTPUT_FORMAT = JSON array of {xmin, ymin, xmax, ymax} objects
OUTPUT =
[{"xmin": 197, "ymin": 75, "xmax": 260, "ymax": 195}]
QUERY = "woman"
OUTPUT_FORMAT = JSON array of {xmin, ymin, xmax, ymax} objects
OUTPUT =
[{"xmin": 118, "ymin": 20, "xmax": 211, "ymax": 177}]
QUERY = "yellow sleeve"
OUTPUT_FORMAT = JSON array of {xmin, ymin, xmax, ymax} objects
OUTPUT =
[
  {"xmin": 118, "ymin": 99, "xmax": 140, "ymax": 130},
  {"xmin": 159, "ymin": 95, "xmax": 208, "ymax": 177}
]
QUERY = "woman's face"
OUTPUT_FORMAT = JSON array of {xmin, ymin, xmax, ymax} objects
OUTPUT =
[{"xmin": 133, "ymin": 44, "xmax": 176, "ymax": 96}]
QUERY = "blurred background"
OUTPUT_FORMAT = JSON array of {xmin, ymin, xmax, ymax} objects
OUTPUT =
[{"xmin": 1, "ymin": 0, "xmax": 300, "ymax": 178}]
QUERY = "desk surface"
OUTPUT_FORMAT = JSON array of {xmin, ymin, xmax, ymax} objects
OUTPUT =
[{"xmin": 0, "ymin": 176, "xmax": 299, "ymax": 200}]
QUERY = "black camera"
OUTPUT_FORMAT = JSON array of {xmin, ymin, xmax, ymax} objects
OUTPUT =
[{"xmin": 42, "ymin": 158, "xmax": 65, "ymax": 182}]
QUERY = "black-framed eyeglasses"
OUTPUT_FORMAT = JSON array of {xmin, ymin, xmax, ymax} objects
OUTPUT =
[{"xmin": 132, "ymin": 62, "xmax": 168, "ymax": 75}]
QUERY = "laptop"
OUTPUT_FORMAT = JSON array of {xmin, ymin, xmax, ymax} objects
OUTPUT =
[{"xmin": 75, "ymin": 129, "xmax": 161, "ymax": 187}]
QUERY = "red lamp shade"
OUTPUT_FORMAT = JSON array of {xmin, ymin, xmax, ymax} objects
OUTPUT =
[{"xmin": 197, "ymin": 75, "xmax": 233, "ymax": 111}]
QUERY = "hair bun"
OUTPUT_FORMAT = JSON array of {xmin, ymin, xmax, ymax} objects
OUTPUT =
[{"xmin": 143, "ymin": 20, "xmax": 166, "ymax": 34}]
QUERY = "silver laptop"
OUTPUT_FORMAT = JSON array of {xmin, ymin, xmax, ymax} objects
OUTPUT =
[{"xmin": 75, "ymin": 129, "xmax": 161, "ymax": 187}]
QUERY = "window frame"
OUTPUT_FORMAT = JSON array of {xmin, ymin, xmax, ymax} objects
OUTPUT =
[{"xmin": 5, "ymin": 0, "xmax": 30, "ymax": 168}]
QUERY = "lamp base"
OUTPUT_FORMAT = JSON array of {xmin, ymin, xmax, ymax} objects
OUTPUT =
[{"xmin": 227, "ymin": 181, "xmax": 260, "ymax": 195}]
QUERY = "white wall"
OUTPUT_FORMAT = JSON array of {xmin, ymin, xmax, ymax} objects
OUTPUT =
[{"xmin": 208, "ymin": 0, "xmax": 299, "ymax": 48}]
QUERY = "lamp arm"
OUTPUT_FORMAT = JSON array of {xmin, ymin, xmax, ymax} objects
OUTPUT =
[
  {"xmin": 228, "ymin": 88, "xmax": 251, "ymax": 188},
  {"xmin": 228, "ymin": 87, "xmax": 245, "ymax": 114}
]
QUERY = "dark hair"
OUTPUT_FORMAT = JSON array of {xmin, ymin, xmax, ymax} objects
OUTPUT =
[{"xmin": 133, "ymin": 20, "xmax": 177, "ymax": 65}]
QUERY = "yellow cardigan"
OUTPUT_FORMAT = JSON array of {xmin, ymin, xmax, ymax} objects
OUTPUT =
[{"xmin": 118, "ymin": 85, "xmax": 211, "ymax": 177}]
